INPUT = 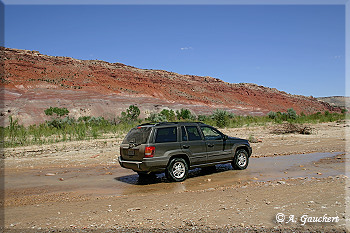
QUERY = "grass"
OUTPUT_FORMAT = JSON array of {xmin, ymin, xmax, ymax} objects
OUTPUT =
[
  {"xmin": 1, "ymin": 116, "xmax": 140, "ymax": 148},
  {"xmin": 203, "ymin": 111, "xmax": 348, "ymax": 129},
  {"xmin": 1, "ymin": 110, "xmax": 348, "ymax": 148}
]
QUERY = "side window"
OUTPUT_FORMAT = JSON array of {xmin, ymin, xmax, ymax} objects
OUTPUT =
[
  {"xmin": 181, "ymin": 126, "xmax": 188, "ymax": 141},
  {"xmin": 155, "ymin": 127, "xmax": 177, "ymax": 143},
  {"xmin": 200, "ymin": 126, "xmax": 223, "ymax": 140},
  {"xmin": 185, "ymin": 126, "xmax": 202, "ymax": 141}
]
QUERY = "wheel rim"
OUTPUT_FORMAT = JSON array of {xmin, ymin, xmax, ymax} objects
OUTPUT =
[
  {"xmin": 237, "ymin": 152, "xmax": 247, "ymax": 167},
  {"xmin": 172, "ymin": 161, "xmax": 186, "ymax": 179}
]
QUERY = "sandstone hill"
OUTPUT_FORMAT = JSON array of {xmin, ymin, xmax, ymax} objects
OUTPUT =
[
  {"xmin": 0, "ymin": 47, "xmax": 340, "ymax": 126},
  {"xmin": 317, "ymin": 96, "xmax": 349, "ymax": 109}
]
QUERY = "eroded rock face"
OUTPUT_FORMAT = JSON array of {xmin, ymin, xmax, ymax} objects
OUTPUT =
[{"xmin": 0, "ymin": 47, "xmax": 339, "ymax": 126}]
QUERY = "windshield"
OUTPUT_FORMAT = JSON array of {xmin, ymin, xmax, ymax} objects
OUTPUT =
[{"xmin": 122, "ymin": 127, "xmax": 152, "ymax": 144}]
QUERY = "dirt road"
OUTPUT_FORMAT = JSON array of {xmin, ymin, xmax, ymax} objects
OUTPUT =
[{"xmin": 3, "ymin": 122, "xmax": 349, "ymax": 232}]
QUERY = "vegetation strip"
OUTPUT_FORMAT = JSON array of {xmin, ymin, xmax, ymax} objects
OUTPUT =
[{"xmin": 2, "ymin": 105, "xmax": 347, "ymax": 148}]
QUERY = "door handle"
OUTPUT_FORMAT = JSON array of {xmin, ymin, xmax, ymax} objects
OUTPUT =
[
  {"xmin": 208, "ymin": 144, "xmax": 214, "ymax": 147},
  {"xmin": 182, "ymin": 145, "xmax": 190, "ymax": 149}
]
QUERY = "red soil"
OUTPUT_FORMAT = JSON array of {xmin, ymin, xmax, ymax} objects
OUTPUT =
[{"xmin": 0, "ymin": 47, "xmax": 340, "ymax": 126}]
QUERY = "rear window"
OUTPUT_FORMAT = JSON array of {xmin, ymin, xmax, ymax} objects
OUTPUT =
[
  {"xmin": 155, "ymin": 127, "xmax": 177, "ymax": 143},
  {"xmin": 122, "ymin": 127, "xmax": 152, "ymax": 144}
]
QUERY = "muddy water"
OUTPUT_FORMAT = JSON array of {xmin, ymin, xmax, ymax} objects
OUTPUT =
[
  {"xmin": 117, "ymin": 152, "xmax": 346, "ymax": 195},
  {"xmin": 4, "ymin": 152, "xmax": 347, "ymax": 201}
]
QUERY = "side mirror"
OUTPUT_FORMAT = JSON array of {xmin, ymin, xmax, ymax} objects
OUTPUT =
[{"xmin": 223, "ymin": 135, "xmax": 228, "ymax": 140}]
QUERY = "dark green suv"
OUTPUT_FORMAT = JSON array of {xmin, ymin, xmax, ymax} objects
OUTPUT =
[{"xmin": 118, "ymin": 122, "xmax": 252, "ymax": 182}]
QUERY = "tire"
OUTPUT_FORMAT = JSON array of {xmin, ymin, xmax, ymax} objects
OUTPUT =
[
  {"xmin": 232, "ymin": 149, "xmax": 249, "ymax": 170},
  {"xmin": 165, "ymin": 158, "xmax": 188, "ymax": 182}
]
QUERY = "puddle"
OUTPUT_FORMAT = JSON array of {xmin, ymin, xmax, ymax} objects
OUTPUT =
[
  {"xmin": 115, "ymin": 152, "xmax": 347, "ymax": 196},
  {"xmin": 5, "ymin": 152, "xmax": 347, "ymax": 199}
]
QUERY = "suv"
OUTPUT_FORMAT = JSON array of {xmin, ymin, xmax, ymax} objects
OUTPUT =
[{"xmin": 118, "ymin": 122, "xmax": 252, "ymax": 182}]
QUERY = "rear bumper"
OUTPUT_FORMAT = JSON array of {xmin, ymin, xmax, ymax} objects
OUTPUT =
[{"xmin": 118, "ymin": 156, "xmax": 167, "ymax": 173}]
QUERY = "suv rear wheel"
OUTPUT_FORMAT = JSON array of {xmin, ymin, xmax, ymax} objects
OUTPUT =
[
  {"xmin": 232, "ymin": 149, "xmax": 249, "ymax": 170},
  {"xmin": 165, "ymin": 158, "xmax": 188, "ymax": 182}
]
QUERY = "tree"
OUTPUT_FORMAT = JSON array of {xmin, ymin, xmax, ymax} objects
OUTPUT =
[
  {"xmin": 121, "ymin": 105, "xmax": 140, "ymax": 122},
  {"xmin": 127, "ymin": 105, "xmax": 140, "ymax": 120}
]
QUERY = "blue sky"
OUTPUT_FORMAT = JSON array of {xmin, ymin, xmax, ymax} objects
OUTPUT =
[{"xmin": 4, "ymin": 3, "xmax": 346, "ymax": 97}]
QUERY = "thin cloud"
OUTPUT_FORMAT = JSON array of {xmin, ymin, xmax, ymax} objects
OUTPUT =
[{"xmin": 180, "ymin": 47, "xmax": 193, "ymax": 50}]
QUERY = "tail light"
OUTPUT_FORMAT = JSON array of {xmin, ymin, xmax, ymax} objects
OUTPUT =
[{"xmin": 144, "ymin": 146, "xmax": 155, "ymax": 158}]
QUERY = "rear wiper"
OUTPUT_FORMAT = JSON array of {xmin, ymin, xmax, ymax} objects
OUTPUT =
[{"xmin": 128, "ymin": 143, "xmax": 140, "ymax": 148}]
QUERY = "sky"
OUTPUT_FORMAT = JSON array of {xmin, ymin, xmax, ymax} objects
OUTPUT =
[{"xmin": 3, "ymin": 2, "xmax": 346, "ymax": 97}]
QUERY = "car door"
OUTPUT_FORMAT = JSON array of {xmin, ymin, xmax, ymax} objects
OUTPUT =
[
  {"xmin": 200, "ymin": 126, "xmax": 231, "ymax": 163},
  {"xmin": 180, "ymin": 125, "xmax": 207, "ymax": 166}
]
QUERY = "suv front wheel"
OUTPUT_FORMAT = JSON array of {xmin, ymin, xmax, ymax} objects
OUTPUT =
[
  {"xmin": 165, "ymin": 157, "xmax": 188, "ymax": 182},
  {"xmin": 232, "ymin": 149, "xmax": 249, "ymax": 170}
]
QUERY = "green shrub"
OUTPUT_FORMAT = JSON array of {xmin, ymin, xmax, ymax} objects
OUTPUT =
[
  {"xmin": 146, "ymin": 112, "xmax": 167, "ymax": 122},
  {"xmin": 287, "ymin": 108, "xmax": 297, "ymax": 120},
  {"xmin": 268, "ymin": 111, "xmax": 277, "ymax": 119},
  {"xmin": 160, "ymin": 109, "xmax": 176, "ymax": 121},
  {"xmin": 176, "ymin": 109, "xmax": 193, "ymax": 120},
  {"xmin": 197, "ymin": 115, "xmax": 209, "ymax": 122},
  {"xmin": 44, "ymin": 107, "xmax": 69, "ymax": 117},
  {"xmin": 212, "ymin": 109, "xmax": 229, "ymax": 128}
]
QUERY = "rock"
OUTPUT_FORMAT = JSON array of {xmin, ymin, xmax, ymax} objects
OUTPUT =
[
  {"xmin": 59, "ymin": 178, "xmax": 64, "ymax": 181},
  {"xmin": 45, "ymin": 173, "xmax": 56, "ymax": 176},
  {"xmin": 317, "ymin": 172, "xmax": 322, "ymax": 175},
  {"xmin": 277, "ymin": 181, "xmax": 286, "ymax": 185},
  {"xmin": 127, "ymin": 207, "xmax": 141, "ymax": 212}
]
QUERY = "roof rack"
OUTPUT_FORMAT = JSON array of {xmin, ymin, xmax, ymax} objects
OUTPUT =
[
  {"xmin": 137, "ymin": 121, "xmax": 205, "ymax": 127},
  {"xmin": 154, "ymin": 122, "xmax": 178, "ymax": 126},
  {"xmin": 136, "ymin": 123, "xmax": 157, "ymax": 127}
]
